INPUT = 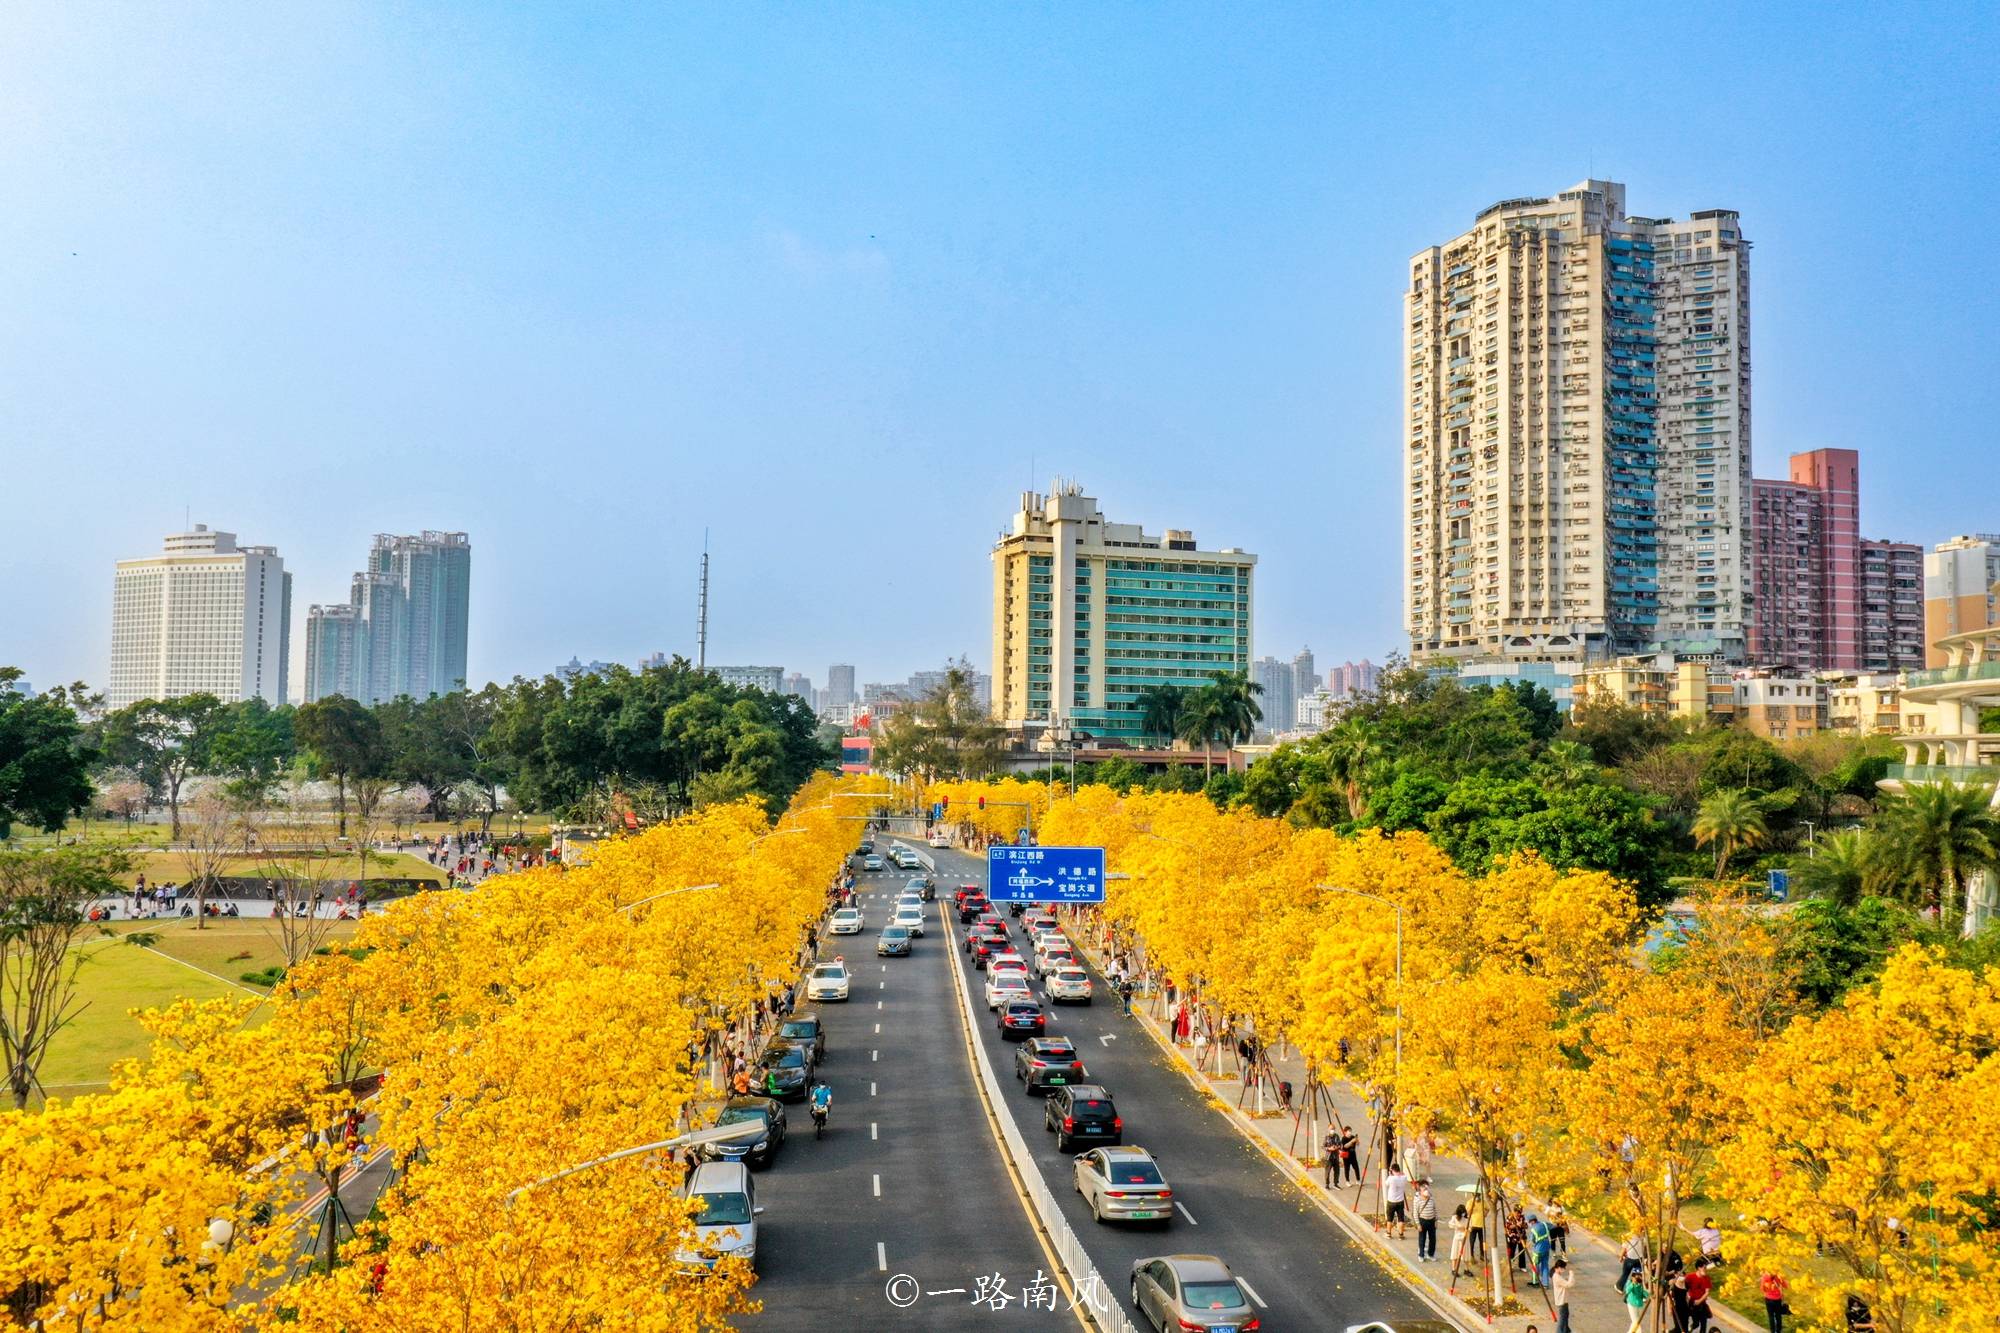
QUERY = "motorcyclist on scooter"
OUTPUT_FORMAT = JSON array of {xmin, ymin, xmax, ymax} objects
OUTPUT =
[{"xmin": 809, "ymin": 1081, "xmax": 832, "ymax": 1135}]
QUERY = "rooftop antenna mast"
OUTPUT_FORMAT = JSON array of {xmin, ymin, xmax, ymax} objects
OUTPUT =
[{"xmin": 696, "ymin": 530, "xmax": 710, "ymax": 671}]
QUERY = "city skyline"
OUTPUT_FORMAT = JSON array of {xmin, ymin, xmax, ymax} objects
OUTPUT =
[{"xmin": 6, "ymin": 7, "xmax": 1997, "ymax": 694}]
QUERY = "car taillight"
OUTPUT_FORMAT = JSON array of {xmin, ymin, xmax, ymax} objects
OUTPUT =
[
  {"xmin": 1112, "ymin": 1117, "xmax": 1123, "ymax": 1130},
  {"xmin": 1063, "ymin": 1116, "xmax": 1074, "ymax": 1131},
  {"xmin": 1105, "ymin": 1191, "xmax": 1125, "ymax": 1198},
  {"xmin": 1159, "ymin": 1189, "xmax": 1173, "ymax": 1199},
  {"xmin": 1244, "ymin": 1320, "xmax": 1261, "ymax": 1331},
  {"xmin": 1177, "ymin": 1319, "xmax": 1206, "ymax": 1332}
]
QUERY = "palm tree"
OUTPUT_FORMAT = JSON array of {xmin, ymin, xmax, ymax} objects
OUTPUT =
[
  {"xmin": 1790, "ymin": 827, "xmax": 1876, "ymax": 907},
  {"xmin": 1693, "ymin": 789, "xmax": 1770, "ymax": 879},
  {"xmin": 1872, "ymin": 780, "xmax": 2000, "ymax": 928},
  {"xmin": 1176, "ymin": 686, "xmax": 1227, "ymax": 777},
  {"xmin": 1321, "ymin": 719, "xmax": 1380, "ymax": 822},
  {"xmin": 1136, "ymin": 684, "xmax": 1189, "ymax": 748},
  {"xmin": 1207, "ymin": 672, "xmax": 1264, "ymax": 747},
  {"xmin": 1538, "ymin": 739, "xmax": 1600, "ymax": 786}
]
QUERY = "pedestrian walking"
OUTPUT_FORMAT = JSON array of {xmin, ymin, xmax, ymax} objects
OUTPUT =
[
  {"xmin": 1119, "ymin": 977, "xmax": 1135, "ymax": 1016},
  {"xmin": 1617, "ymin": 1231, "xmax": 1648, "ymax": 1293},
  {"xmin": 1624, "ymin": 1272, "xmax": 1650, "ymax": 1333},
  {"xmin": 1552, "ymin": 1260, "xmax": 1574, "ymax": 1333},
  {"xmin": 1415, "ymin": 1181, "xmax": 1439, "ymax": 1261},
  {"xmin": 1448, "ymin": 1204, "xmax": 1470, "ymax": 1274},
  {"xmin": 1382, "ymin": 1162, "xmax": 1410, "ymax": 1238},
  {"xmin": 1685, "ymin": 1261, "xmax": 1716, "ymax": 1333},
  {"xmin": 1759, "ymin": 1271, "xmax": 1788, "ymax": 1333}
]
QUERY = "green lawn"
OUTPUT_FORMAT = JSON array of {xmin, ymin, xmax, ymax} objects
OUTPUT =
[
  {"xmin": 119, "ymin": 849, "xmax": 447, "ymax": 890},
  {"xmin": 29, "ymin": 919, "xmax": 361, "ymax": 1108}
]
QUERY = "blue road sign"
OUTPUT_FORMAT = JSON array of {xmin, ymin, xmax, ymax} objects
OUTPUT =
[
  {"xmin": 1767, "ymin": 868, "xmax": 1790, "ymax": 902},
  {"xmin": 987, "ymin": 845, "xmax": 1106, "ymax": 903}
]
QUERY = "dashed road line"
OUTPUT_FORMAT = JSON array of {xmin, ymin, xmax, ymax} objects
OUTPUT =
[
  {"xmin": 1176, "ymin": 1201, "xmax": 1199, "ymax": 1225},
  {"xmin": 1237, "ymin": 1276, "xmax": 1268, "ymax": 1309},
  {"xmin": 873, "ymin": 1173, "xmax": 881, "ymax": 1197},
  {"xmin": 871, "ymin": 1122, "xmax": 879, "ymax": 1140},
  {"xmin": 877, "ymin": 1241, "xmax": 887, "ymax": 1272},
  {"xmin": 870, "ymin": 1081, "xmax": 877, "ymax": 1096}
]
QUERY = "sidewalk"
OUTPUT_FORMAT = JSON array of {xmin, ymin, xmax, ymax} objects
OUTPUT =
[{"xmin": 1075, "ymin": 929, "xmax": 1757, "ymax": 1333}]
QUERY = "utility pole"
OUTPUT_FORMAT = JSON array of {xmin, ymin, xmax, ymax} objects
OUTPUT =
[{"xmin": 696, "ymin": 530, "xmax": 710, "ymax": 671}]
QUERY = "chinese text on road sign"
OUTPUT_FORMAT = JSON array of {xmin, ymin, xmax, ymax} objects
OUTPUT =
[{"xmin": 985, "ymin": 846, "xmax": 1106, "ymax": 903}]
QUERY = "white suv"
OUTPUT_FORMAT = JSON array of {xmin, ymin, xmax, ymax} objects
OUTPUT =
[{"xmin": 893, "ymin": 904, "xmax": 927, "ymax": 936}]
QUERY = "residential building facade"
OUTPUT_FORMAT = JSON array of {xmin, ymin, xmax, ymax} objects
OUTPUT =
[
  {"xmin": 1250, "ymin": 656, "xmax": 1297, "ymax": 740},
  {"xmin": 1733, "ymin": 670, "xmax": 1824, "ymax": 741},
  {"xmin": 303, "ymin": 603, "xmax": 361, "ymax": 702},
  {"xmin": 303, "ymin": 532, "xmax": 471, "ymax": 704},
  {"xmin": 991, "ymin": 482, "xmax": 1255, "ymax": 742},
  {"xmin": 109, "ymin": 525, "xmax": 291, "ymax": 709},
  {"xmin": 1327, "ymin": 658, "xmax": 1382, "ymax": 699},
  {"xmin": 1924, "ymin": 535, "xmax": 2000, "ymax": 668},
  {"xmin": 1747, "ymin": 449, "xmax": 1920, "ymax": 672},
  {"xmin": 1405, "ymin": 179, "xmax": 1752, "ymax": 668}
]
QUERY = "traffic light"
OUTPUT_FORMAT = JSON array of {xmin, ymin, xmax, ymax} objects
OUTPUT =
[
  {"xmin": 978, "ymin": 796, "xmax": 986, "ymax": 810},
  {"xmin": 941, "ymin": 797, "xmax": 949, "ymax": 811}
]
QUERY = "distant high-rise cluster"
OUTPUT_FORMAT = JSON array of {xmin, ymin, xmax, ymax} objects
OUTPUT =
[
  {"xmin": 1251, "ymin": 649, "xmax": 1323, "ymax": 735},
  {"xmin": 1326, "ymin": 659, "xmax": 1381, "ymax": 698},
  {"xmin": 109, "ymin": 525, "xmax": 292, "ymax": 709},
  {"xmin": 304, "ymin": 532, "xmax": 470, "ymax": 704}
]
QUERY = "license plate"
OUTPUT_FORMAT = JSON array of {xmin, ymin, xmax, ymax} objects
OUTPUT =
[
  {"xmin": 1048, "ymin": 1075, "xmax": 1066, "ymax": 1083},
  {"xmin": 1127, "ymin": 1210, "xmax": 1159, "ymax": 1218}
]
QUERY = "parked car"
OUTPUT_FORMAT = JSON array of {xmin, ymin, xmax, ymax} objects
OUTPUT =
[
  {"xmin": 1129, "ymin": 1255, "xmax": 1257, "ymax": 1331},
  {"xmin": 756, "ymin": 1042, "xmax": 812, "ymax": 1101},
  {"xmin": 700, "ymin": 1096, "xmax": 788, "ymax": 1168},
  {"xmin": 805, "ymin": 961, "xmax": 850, "ymax": 1002},
  {"xmin": 776, "ymin": 1013, "xmax": 825, "ymax": 1064},
  {"xmin": 678, "ymin": 1161, "xmax": 762, "ymax": 1270},
  {"xmin": 829, "ymin": 908, "xmax": 864, "ymax": 935}
]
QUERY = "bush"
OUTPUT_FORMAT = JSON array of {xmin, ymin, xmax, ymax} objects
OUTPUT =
[{"xmin": 240, "ymin": 965, "xmax": 287, "ymax": 987}]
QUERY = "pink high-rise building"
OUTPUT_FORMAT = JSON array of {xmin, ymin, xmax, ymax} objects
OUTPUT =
[{"xmin": 1749, "ymin": 448, "xmax": 1920, "ymax": 672}]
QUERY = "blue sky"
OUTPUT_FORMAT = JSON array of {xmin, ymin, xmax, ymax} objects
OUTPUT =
[{"xmin": 4, "ymin": 3, "xmax": 1996, "ymax": 697}]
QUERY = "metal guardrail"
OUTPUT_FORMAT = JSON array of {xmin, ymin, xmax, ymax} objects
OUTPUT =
[
  {"xmin": 942, "ymin": 898, "xmax": 1138, "ymax": 1332},
  {"xmin": 1904, "ymin": 661, "xmax": 2000, "ymax": 690}
]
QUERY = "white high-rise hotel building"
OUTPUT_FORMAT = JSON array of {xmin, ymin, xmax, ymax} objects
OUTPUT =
[
  {"xmin": 1405, "ymin": 180, "xmax": 1752, "ymax": 666},
  {"xmin": 109, "ymin": 525, "xmax": 292, "ymax": 709}
]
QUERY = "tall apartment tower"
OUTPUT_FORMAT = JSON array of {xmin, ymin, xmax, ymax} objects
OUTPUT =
[
  {"xmin": 1749, "ymin": 449, "xmax": 1922, "ymax": 672},
  {"xmin": 1405, "ymin": 180, "xmax": 1752, "ymax": 667},
  {"xmin": 992, "ymin": 482, "xmax": 1255, "ymax": 741},
  {"xmin": 301, "ymin": 531, "xmax": 471, "ymax": 703},
  {"xmin": 1925, "ymin": 535, "xmax": 2000, "ymax": 668},
  {"xmin": 109, "ymin": 525, "xmax": 292, "ymax": 709},
  {"xmin": 826, "ymin": 663, "xmax": 857, "ymax": 709},
  {"xmin": 1250, "ymin": 656, "xmax": 1296, "ymax": 737}
]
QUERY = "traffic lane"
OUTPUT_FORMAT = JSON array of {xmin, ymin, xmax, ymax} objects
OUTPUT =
[
  {"xmin": 936, "ymin": 847, "xmax": 1434, "ymax": 1330},
  {"xmin": 748, "ymin": 880, "xmax": 1053, "ymax": 1331}
]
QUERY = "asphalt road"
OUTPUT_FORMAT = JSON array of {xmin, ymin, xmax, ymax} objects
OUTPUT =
[
  {"xmin": 932, "ymin": 841, "xmax": 1435, "ymax": 1332},
  {"xmin": 746, "ymin": 856, "xmax": 1068, "ymax": 1330}
]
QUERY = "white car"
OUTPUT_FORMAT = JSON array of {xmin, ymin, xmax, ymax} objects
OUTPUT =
[
  {"xmin": 829, "ymin": 908, "xmax": 863, "ymax": 935},
  {"xmin": 1035, "ymin": 942, "xmax": 1077, "ymax": 973},
  {"xmin": 896, "ymin": 891, "xmax": 925, "ymax": 911},
  {"xmin": 985, "ymin": 973, "xmax": 1032, "ymax": 1010},
  {"xmin": 1046, "ymin": 965, "xmax": 1094, "ymax": 1004},
  {"xmin": 893, "ymin": 905, "xmax": 927, "ymax": 936},
  {"xmin": 806, "ymin": 961, "xmax": 851, "ymax": 1002},
  {"xmin": 989, "ymin": 954, "xmax": 1029, "ymax": 980}
]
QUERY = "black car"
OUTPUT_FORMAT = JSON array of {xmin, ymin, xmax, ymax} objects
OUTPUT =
[
  {"xmin": 701, "ymin": 1096, "xmax": 787, "ymax": 1168},
  {"xmin": 858, "ymin": 839, "xmax": 875, "ymax": 855},
  {"xmin": 957, "ymin": 894, "xmax": 991, "ymax": 923},
  {"xmin": 1045, "ymin": 1084, "xmax": 1122, "ymax": 1151},
  {"xmin": 999, "ymin": 998, "xmax": 1047, "ymax": 1040},
  {"xmin": 777, "ymin": 1014, "xmax": 825, "ymax": 1065},
  {"xmin": 1014, "ymin": 1037, "xmax": 1087, "ymax": 1093},
  {"xmin": 757, "ymin": 1043, "xmax": 812, "ymax": 1101}
]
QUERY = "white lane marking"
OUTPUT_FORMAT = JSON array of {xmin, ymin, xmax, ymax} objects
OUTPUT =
[
  {"xmin": 879, "ymin": 980, "xmax": 886, "ymax": 989},
  {"xmin": 877, "ymin": 1000, "xmax": 883, "ymax": 1010},
  {"xmin": 877, "ymin": 1241, "xmax": 887, "ymax": 1272},
  {"xmin": 872, "ymin": 1173, "xmax": 881, "ymax": 1197},
  {"xmin": 1175, "ymin": 1201, "xmax": 1198, "ymax": 1225},
  {"xmin": 874, "ymin": 1022, "xmax": 881, "ymax": 1034},
  {"xmin": 871, "ymin": 1121, "xmax": 879, "ymax": 1140},
  {"xmin": 1237, "ymin": 1277, "xmax": 1267, "ymax": 1309},
  {"xmin": 872, "ymin": 1049, "xmax": 878, "ymax": 1061},
  {"xmin": 880, "ymin": 964, "xmax": 886, "ymax": 972},
  {"xmin": 870, "ymin": 1081, "xmax": 877, "ymax": 1095}
]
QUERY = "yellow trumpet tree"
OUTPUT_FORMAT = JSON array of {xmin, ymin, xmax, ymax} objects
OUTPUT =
[{"xmin": 1716, "ymin": 947, "xmax": 2000, "ymax": 1333}]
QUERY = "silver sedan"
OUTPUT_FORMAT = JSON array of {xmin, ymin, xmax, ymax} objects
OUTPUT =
[
  {"xmin": 1129, "ymin": 1254, "xmax": 1257, "ymax": 1332},
  {"xmin": 1074, "ymin": 1145, "xmax": 1173, "ymax": 1224}
]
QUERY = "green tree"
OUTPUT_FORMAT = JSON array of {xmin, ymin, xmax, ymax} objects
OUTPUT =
[
  {"xmin": 205, "ymin": 697, "xmax": 296, "ymax": 794},
  {"xmin": 1136, "ymin": 684, "xmax": 1189, "ymax": 747},
  {"xmin": 1693, "ymin": 788, "xmax": 1770, "ymax": 878},
  {"xmin": 0, "ymin": 670, "xmax": 96, "ymax": 839},
  {"xmin": 99, "ymin": 693, "xmax": 225, "ymax": 841},
  {"xmin": 0, "ymin": 845, "xmax": 128, "ymax": 1108},
  {"xmin": 1564, "ymin": 696, "xmax": 1677, "ymax": 766},
  {"xmin": 1792, "ymin": 827, "xmax": 1877, "ymax": 907},
  {"xmin": 293, "ymin": 695, "xmax": 387, "ymax": 837},
  {"xmin": 1777, "ymin": 896, "xmax": 1923, "ymax": 1008},
  {"xmin": 1175, "ymin": 685, "xmax": 1227, "ymax": 776},
  {"xmin": 1077, "ymin": 757, "xmax": 1149, "ymax": 793},
  {"xmin": 377, "ymin": 695, "xmax": 474, "ymax": 820},
  {"xmin": 1870, "ymin": 779, "xmax": 2000, "ymax": 928},
  {"xmin": 1319, "ymin": 718, "xmax": 1381, "ymax": 822},
  {"xmin": 872, "ymin": 664, "xmax": 1006, "ymax": 781}
]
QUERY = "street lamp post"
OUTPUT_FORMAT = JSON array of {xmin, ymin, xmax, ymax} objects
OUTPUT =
[
  {"xmin": 616, "ymin": 882, "xmax": 723, "ymax": 914},
  {"xmin": 505, "ymin": 1120, "xmax": 768, "ymax": 1203}
]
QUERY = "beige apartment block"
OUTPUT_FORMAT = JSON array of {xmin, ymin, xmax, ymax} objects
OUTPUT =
[
  {"xmin": 1733, "ymin": 670, "xmax": 1823, "ymax": 741},
  {"xmin": 109, "ymin": 525, "xmax": 292, "ymax": 710},
  {"xmin": 1924, "ymin": 535, "xmax": 2000, "ymax": 667},
  {"xmin": 1406, "ymin": 179, "xmax": 1751, "ymax": 668},
  {"xmin": 1823, "ymin": 672, "xmax": 1904, "ymax": 736},
  {"xmin": 1574, "ymin": 652, "xmax": 1733, "ymax": 722}
]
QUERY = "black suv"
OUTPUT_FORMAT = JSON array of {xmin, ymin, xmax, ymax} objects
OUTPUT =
[
  {"xmin": 1014, "ymin": 1037, "xmax": 1087, "ymax": 1094},
  {"xmin": 1044, "ymin": 1084, "xmax": 1122, "ymax": 1151},
  {"xmin": 757, "ymin": 1042, "xmax": 812, "ymax": 1101}
]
